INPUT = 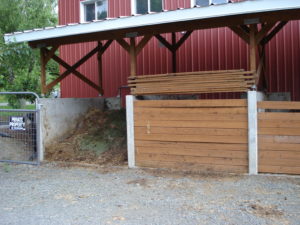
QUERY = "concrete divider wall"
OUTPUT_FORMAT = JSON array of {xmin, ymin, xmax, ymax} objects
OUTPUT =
[{"xmin": 40, "ymin": 98, "xmax": 104, "ymax": 155}]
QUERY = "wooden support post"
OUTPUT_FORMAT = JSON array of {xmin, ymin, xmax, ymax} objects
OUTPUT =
[
  {"xmin": 130, "ymin": 37, "xmax": 137, "ymax": 77},
  {"xmin": 40, "ymin": 48, "xmax": 47, "ymax": 95},
  {"xmin": 171, "ymin": 32, "xmax": 177, "ymax": 73},
  {"xmin": 98, "ymin": 41, "xmax": 104, "ymax": 95},
  {"xmin": 249, "ymin": 24, "xmax": 258, "ymax": 85}
]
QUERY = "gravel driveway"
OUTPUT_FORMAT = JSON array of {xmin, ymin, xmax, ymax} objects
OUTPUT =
[{"xmin": 0, "ymin": 163, "xmax": 299, "ymax": 225}]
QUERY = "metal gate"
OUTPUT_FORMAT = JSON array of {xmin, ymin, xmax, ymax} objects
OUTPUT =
[{"xmin": 0, "ymin": 92, "xmax": 41, "ymax": 165}]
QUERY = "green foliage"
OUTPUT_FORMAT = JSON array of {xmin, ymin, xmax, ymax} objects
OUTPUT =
[{"xmin": 0, "ymin": 0, "xmax": 58, "ymax": 107}]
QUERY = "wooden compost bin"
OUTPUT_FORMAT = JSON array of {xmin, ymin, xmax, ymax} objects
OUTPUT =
[{"xmin": 134, "ymin": 99, "xmax": 249, "ymax": 173}]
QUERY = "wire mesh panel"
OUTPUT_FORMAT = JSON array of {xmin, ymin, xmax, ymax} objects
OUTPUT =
[{"xmin": 0, "ymin": 92, "xmax": 40, "ymax": 165}]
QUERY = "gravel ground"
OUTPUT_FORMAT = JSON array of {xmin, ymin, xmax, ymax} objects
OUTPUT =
[{"xmin": 0, "ymin": 163, "xmax": 299, "ymax": 225}]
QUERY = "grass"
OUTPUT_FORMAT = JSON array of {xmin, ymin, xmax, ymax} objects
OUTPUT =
[
  {"xmin": 0, "ymin": 105, "xmax": 35, "ymax": 110},
  {"xmin": 0, "ymin": 96, "xmax": 7, "ymax": 103}
]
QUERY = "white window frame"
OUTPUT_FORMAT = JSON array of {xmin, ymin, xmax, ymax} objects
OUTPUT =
[
  {"xmin": 131, "ymin": 0, "xmax": 164, "ymax": 14},
  {"xmin": 80, "ymin": 0, "xmax": 108, "ymax": 23},
  {"xmin": 191, "ymin": 0, "xmax": 229, "ymax": 7}
]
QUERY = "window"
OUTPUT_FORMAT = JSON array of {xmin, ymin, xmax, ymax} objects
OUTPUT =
[
  {"xmin": 80, "ymin": 0, "xmax": 108, "ymax": 22},
  {"xmin": 133, "ymin": 0, "xmax": 163, "ymax": 14}
]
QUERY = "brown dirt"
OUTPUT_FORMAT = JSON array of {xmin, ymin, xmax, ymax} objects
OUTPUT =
[
  {"xmin": 248, "ymin": 203, "xmax": 284, "ymax": 218},
  {"xmin": 45, "ymin": 108, "xmax": 127, "ymax": 166}
]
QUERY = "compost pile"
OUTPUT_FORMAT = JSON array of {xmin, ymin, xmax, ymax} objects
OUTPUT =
[{"xmin": 46, "ymin": 109, "xmax": 127, "ymax": 165}]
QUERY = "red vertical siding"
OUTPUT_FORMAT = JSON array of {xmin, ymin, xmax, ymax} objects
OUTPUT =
[{"xmin": 59, "ymin": 0, "xmax": 300, "ymax": 100}]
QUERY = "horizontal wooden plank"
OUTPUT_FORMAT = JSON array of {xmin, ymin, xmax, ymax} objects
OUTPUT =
[
  {"xmin": 129, "ymin": 75, "xmax": 253, "ymax": 84},
  {"xmin": 136, "ymin": 153, "xmax": 248, "ymax": 166},
  {"xmin": 258, "ymin": 165, "xmax": 300, "ymax": 175},
  {"xmin": 132, "ymin": 88, "xmax": 250, "ymax": 95},
  {"xmin": 259, "ymin": 151, "xmax": 300, "ymax": 160},
  {"xmin": 259, "ymin": 142, "xmax": 300, "ymax": 151},
  {"xmin": 136, "ymin": 146, "xmax": 247, "ymax": 159},
  {"xmin": 135, "ymin": 133, "xmax": 248, "ymax": 144},
  {"xmin": 259, "ymin": 135, "xmax": 300, "ymax": 144},
  {"xmin": 258, "ymin": 120, "xmax": 300, "ymax": 128},
  {"xmin": 129, "ymin": 70, "xmax": 249, "ymax": 79},
  {"xmin": 134, "ymin": 99, "xmax": 247, "ymax": 108},
  {"xmin": 135, "ymin": 120, "xmax": 248, "ymax": 129},
  {"xmin": 258, "ymin": 127, "xmax": 300, "ymax": 136},
  {"xmin": 135, "ymin": 140, "xmax": 248, "ymax": 151},
  {"xmin": 135, "ymin": 112, "xmax": 248, "ymax": 122},
  {"xmin": 132, "ymin": 89, "xmax": 249, "ymax": 96},
  {"xmin": 258, "ymin": 112, "xmax": 300, "ymax": 120},
  {"xmin": 136, "ymin": 160, "xmax": 248, "ymax": 173},
  {"xmin": 134, "ymin": 107, "xmax": 248, "ymax": 114},
  {"xmin": 135, "ymin": 127, "xmax": 248, "ymax": 136},
  {"xmin": 258, "ymin": 101, "xmax": 300, "ymax": 110},
  {"xmin": 259, "ymin": 158, "xmax": 300, "ymax": 167}
]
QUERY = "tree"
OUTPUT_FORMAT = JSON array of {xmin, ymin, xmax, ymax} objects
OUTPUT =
[{"xmin": 0, "ymin": 0, "xmax": 58, "ymax": 106}]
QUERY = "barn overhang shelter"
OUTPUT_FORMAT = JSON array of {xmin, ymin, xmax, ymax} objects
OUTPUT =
[{"xmin": 4, "ymin": 0, "xmax": 300, "ymax": 96}]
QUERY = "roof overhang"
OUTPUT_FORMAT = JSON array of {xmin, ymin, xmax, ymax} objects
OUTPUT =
[{"xmin": 4, "ymin": 0, "xmax": 300, "ymax": 48}]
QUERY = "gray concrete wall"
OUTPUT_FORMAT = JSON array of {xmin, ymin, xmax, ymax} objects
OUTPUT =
[{"xmin": 40, "ymin": 98, "xmax": 104, "ymax": 157}]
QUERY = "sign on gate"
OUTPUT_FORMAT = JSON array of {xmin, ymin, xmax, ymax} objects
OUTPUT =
[
  {"xmin": 9, "ymin": 116, "xmax": 26, "ymax": 131},
  {"xmin": 0, "ymin": 92, "xmax": 41, "ymax": 165}
]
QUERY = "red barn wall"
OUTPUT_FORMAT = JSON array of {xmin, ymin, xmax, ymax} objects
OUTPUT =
[{"xmin": 58, "ymin": 0, "xmax": 300, "ymax": 100}]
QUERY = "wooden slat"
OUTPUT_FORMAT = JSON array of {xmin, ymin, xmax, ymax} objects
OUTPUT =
[
  {"xmin": 258, "ymin": 127, "xmax": 300, "ymax": 136},
  {"xmin": 135, "ymin": 120, "xmax": 248, "ymax": 129},
  {"xmin": 136, "ymin": 153, "xmax": 248, "ymax": 166},
  {"xmin": 136, "ymin": 160, "xmax": 248, "ymax": 173},
  {"xmin": 258, "ymin": 101, "xmax": 300, "ymax": 110},
  {"xmin": 134, "ymin": 107, "xmax": 248, "ymax": 114},
  {"xmin": 135, "ymin": 127, "xmax": 247, "ymax": 136},
  {"xmin": 136, "ymin": 146, "xmax": 247, "ymax": 159},
  {"xmin": 129, "ymin": 70, "xmax": 245, "ymax": 79},
  {"xmin": 135, "ymin": 133, "xmax": 248, "ymax": 144},
  {"xmin": 131, "ymin": 88, "xmax": 249, "ymax": 95},
  {"xmin": 259, "ymin": 135, "xmax": 300, "ymax": 144},
  {"xmin": 259, "ymin": 151, "xmax": 300, "ymax": 160},
  {"xmin": 135, "ymin": 112, "xmax": 248, "ymax": 122},
  {"xmin": 258, "ymin": 158, "xmax": 300, "ymax": 167},
  {"xmin": 129, "ymin": 70, "xmax": 254, "ymax": 95},
  {"xmin": 135, "ymin": 99, "xmax": 247, "ymax": 108},
  {"xmin": 135, "ymin": 141, "xmax": 248, "ymax": 152},
  {"xmin": 258, "ymin": 120, "xmax": 300, "ymax": 128},
  {"xmin": 258, "ymin": 112, "xmax": 300, "ymax": 120},
  {"xmin": 259, "ymin": 165, "xmax": 300, "ymax": 175},
  {"xmin": 259, "ymin": 142, "xmax": 300, "ymax": 151}
]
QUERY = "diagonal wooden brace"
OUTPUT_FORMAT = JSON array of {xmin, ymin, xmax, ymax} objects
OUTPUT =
[{"xmin": 43, "ymin": 46, "xmax": 102, "ymax": 94}]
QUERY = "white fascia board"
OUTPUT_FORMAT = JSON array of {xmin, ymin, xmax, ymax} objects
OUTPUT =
[{"xmin": 4, "ymin": 0, "xmax": 300, "ymax": 44}]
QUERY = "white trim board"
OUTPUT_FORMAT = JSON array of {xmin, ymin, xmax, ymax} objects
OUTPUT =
[{"xmin": 4, "ymin": 0, "xmax": 300, "ymax": 44}]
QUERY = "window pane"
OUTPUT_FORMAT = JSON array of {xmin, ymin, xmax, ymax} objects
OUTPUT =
[
  {"xmin": 196, "ymin": 0, "xmax": 210, "ymax": 6},
  {"xmin": 96, "ymin": 0, "xmax": 108, "ymax": 20},
  {"xmin": 136, "ymin": 0, "xmax": 148, "ymax": 14},
  {"xmin": 150, "ymin": 0, "xmax": 162, "ymax": 12},
  {"xmin": 85, "ymin": 3, "xmax": 95, "ymax": 22}
]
